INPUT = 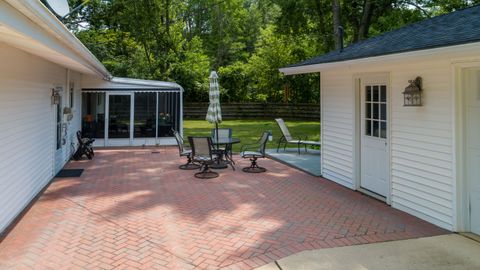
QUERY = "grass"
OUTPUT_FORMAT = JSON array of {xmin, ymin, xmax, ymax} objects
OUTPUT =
[{"xmin": 183, "ymin": 119, "xmax": 320, "ymax": 152}]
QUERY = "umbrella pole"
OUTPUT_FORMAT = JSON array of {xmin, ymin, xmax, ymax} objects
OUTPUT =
[{"xmin": 215, "ymin": 122, "xmax": 219, "ymax": 150}]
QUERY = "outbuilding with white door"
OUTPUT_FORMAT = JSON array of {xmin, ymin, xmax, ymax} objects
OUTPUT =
[{"xmin": 280, "ymin": 5, "xmax": 480, "ymax": 235}]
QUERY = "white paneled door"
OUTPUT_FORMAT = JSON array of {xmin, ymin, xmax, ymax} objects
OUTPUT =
[
  {"xmin": 360, "ymin": 76, "xmax": 389, "ymax": 197},
  {"xmin": 465, "ymin": 68, "xmax": 480, "ymax": 235}
]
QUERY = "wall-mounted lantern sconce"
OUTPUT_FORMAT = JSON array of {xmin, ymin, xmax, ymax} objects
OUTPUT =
[
  {"xmin": 403, "ymin": 76, "xmax": 423, "ymax": 106},
  {"xmin": 51, "ymin": 88, "xmax": 61, "ymax": 105}
]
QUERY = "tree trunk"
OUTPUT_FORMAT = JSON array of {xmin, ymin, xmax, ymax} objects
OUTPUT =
[
  {"xmin": 358, "ymin": 0, "xmax": 374, "ymax": 41},
  {"xmin": 315, "ymin": 0, "xmax": 332, "ymax": 51},
  {"xmin": 332, "ymin": 0, "xmax": 341, "ymax": 50},
  {"xmin": 165, "ymin": 0, "xmax": 170, "ymax": 35}
]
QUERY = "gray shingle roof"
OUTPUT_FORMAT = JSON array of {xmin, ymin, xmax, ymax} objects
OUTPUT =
[{"xmin": 287, "ymin": 5, "xmax": 480, "ymax": 68}]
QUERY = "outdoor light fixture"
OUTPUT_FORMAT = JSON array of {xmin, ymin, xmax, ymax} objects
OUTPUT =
[
  {"xmin": 403, "ymin": 76, "xmax": 423, "ymax": 106},
  {"xmin": 51, "ymin": 88, "xmax": 61, "ymax": 105}
]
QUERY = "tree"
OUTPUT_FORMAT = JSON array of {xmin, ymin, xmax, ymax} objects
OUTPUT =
[{"xmin": 64, "ymin": 0, "xmax": 480, "ymax": 103}]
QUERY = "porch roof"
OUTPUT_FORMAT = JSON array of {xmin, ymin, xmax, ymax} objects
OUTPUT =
[{"xmin": 81, "ymin": 77, "xmax": 183, "ymax": 92}]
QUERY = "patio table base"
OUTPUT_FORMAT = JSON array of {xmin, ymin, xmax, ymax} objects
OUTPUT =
[{"xmin": 211, "ymin": 161, "xmax": 229, "ymax": 169}]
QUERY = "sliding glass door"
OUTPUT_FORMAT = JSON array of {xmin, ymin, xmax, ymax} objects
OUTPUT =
[
  {"xmin": 106, "ymin": 93, "xmax": 133, "ymax": 146},
  {"xmin": 132, "ymin": 93, "xmax": 157, "ymax": 146}
]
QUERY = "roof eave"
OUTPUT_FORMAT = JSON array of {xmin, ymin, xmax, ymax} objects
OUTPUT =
[
  {"xmin": 5, "ymin": 0, "xmax": 112, "ymax": 80},
  {"xmin": 280, "ymin": 41, "xmax": 480, "ymax": 75}
]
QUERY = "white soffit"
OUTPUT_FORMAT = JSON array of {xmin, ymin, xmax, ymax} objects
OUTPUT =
[{"xmin": 2, "ymin": 0, "xmax": 110, "ymax": 78}]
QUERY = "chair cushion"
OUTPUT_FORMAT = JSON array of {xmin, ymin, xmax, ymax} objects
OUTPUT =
[
  {"xmin": 193, "ymin": 154, "xmax": 218, "ymax": 162},
  {"xmin": 241, "ymin": 151, "xmax": 263, "ymax": 158}
]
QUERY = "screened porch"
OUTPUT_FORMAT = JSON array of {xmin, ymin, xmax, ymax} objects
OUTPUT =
[{"xmin": 81, "ymin": 89, "xmax": 182, "ymax": 147}]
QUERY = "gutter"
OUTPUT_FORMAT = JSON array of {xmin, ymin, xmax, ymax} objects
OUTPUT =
[{"xmin": 4, "ymin": 0, "xmax": 112, "ymax": 80}]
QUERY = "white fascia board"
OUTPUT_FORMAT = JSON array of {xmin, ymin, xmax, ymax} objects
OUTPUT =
[
  {"xmin": 110, "ymin": 77, "xmax": 183, "ymax": 90},
  {"xmin": 280, "ymin": 42, "xmax": 480, "ymax": 75},
  {"xmin": 4, "ymin": 0, "xmax": 111, "ymax": 79}
]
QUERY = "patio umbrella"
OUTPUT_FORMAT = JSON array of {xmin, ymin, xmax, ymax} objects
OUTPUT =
[{"xmin": 206, "ymin": 71, "xmax": 222, "ymax": 143}]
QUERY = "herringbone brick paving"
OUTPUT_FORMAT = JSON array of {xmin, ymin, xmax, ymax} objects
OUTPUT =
[{"xmin": 0, "ymin": 147, "xmax": 448, "ymax": 269}]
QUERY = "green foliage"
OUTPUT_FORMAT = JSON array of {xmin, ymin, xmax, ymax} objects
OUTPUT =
[{"xmin": 64, "ymin": 0, "xmax": 479, "ymax": 103}]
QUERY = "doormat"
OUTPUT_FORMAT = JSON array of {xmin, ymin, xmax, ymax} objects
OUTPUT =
[{"xmin": 56, "ymin": 169, "xmax": 84, "ymax": 178}]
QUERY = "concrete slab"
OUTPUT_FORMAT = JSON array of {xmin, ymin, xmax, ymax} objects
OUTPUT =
[
  {"xmin": 266, "ymin": 148, "xmax": 321, "ymax": 176},
  {"xmin": 257, "ymin": 234, "xmax": 480, "ymax": 270}
]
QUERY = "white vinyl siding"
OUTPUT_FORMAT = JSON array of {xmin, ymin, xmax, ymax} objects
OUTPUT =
[
  {"xmin": 320, "ymin": 58, "xmax": 455, "ymax": 230},
  {"xmin": 321, "ymin": 71, "xmax": 355, "ymax": 188},
  {"xmin": 389, "ymin": 63, "xmax": 454, "ymax": 230},
  {"xmin": 0, "ymin": 44, "xmax": 73, "ymax": 233}
]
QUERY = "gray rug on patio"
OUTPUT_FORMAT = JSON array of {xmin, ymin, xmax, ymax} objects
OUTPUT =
[{"xmin": 266, "ymin": 148, "xmax": 321, "ymax": 176}]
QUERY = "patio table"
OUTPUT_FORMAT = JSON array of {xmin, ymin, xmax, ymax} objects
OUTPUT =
[{"xmin": 211, "ymin": 138, "xmax": 240, "ymax": 169}]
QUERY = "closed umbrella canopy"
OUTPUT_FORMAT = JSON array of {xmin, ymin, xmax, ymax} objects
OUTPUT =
[{"xmin": 206, "ymin": 71, "xmax": 222, "ymax": 124}]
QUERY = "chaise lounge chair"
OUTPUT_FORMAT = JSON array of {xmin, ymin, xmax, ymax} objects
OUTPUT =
[{"xmin": 275, "ymin": 118, "xmax": 321, "ymax": 154}]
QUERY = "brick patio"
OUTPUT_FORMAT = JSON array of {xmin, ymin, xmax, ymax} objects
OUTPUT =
[{"xmin": 0, "ymin": 147, "xmax": 448, "ymax": 270}]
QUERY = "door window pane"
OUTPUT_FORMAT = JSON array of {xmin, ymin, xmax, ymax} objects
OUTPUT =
[
  {"xmin": 366, "ymin": 102, "xmax": 371, "ymax": 118},
  {"xmin": 373, "ymin": 121, "xmax": 379, "ymax": 137},
  {"xmin": 366, "ymin": 86, "xmax": 371, "ymax": 102},
  {"xmin": 82, "ymin": 92, "xmax": 105, "ymax": 139},
  {"xmin": 380, "ymin": 85, "xmax": 387, "ymax": 102},
  {"xmin": 381, "ymin": 104, "xmax": 387, "ymax": 121},
  {"xmin": 372, "ymin": 86, "xmax": 379, "ymax": 102},
  {"xmin": 366, "ymin": 120, "xmax": 372, "ymax": 136},
  {"xmin": 380, "ymin": 122, "xmax": 387, "ymax": 139},
  {"xmin": 373, "ymin": 103, "xmax": 379, "ymax": 119},
  {"xmin": 134, "ymin": 93, "xmax": 156, "ymax": 138},
  {"xmin": 108, "ymin": 95, "xmax": 131, "ymax": 138}
]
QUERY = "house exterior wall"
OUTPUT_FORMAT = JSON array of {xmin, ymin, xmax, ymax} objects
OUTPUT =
[
  {"xmin": 0, "ymin": 43, "xmax": 82, "ymax": 234},
  {"xmin": 321, "ymin": 72, "xmax": 355, "ymax": 188},
  {"xmin": 321, "ymin": 56, "xmax": 455, "ymax": 230}
]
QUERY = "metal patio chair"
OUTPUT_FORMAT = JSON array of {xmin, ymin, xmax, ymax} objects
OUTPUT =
[
  {"xmin": 188, "ymin": 136, "xmax": 219, "ymax": 179},
  {"xmin": 173, "ymin": 130, "xmax": 200, "ymax": 170},
  {"xmin": 240, "ymin": 131, "xmax": 270, "ymax": 173},
  {"xmin": 275, "ymin": 118, "xmax": 307, "ymax": 154},
  {"xmin": 72, "ymin": 131, "xmax": 95, "ymax": 160}
]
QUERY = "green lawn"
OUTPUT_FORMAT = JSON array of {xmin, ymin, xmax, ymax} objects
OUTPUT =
[{"xmin": 183, "ymin": 119, "xmax": 320, "ymax": 152}]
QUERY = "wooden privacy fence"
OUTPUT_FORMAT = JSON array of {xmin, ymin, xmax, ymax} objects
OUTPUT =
[{"xmin": 184, "ymin": 102, "xmax": 320, "ymax": 120}]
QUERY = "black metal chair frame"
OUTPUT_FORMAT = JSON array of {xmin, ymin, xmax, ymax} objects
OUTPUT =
[
  {"xmin": 73, "ymin": 131, "xmax": 95, "ymax": 160},
  {"xmin": 240, "ymin": 131, "xmax": 271, "ymax": 173},
  {"xmin": 188, "ymin": 136, "xmax": 219, "ymax": 179},
  {"xmin": 173, "ymin": 130, "xmax": 201, "ymax": 170}
]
